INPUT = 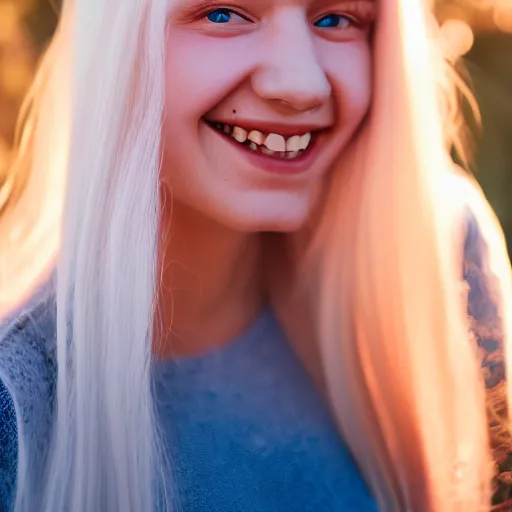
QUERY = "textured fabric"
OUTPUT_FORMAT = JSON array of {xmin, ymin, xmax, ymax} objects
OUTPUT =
[
  {"xmin": 0, "ymin": 193, "xmax": 511, "ymax": 511},
  {"xmin": 153, "ymin": 308, "xmax": 376, "ymax": 512},
  {"xmin": 463, "ymin": 211, "xmax": 512, "ymax": 508},
  {"xmin": 0, "ymin": 379, "xmax": 16, "ymax": 512},
  {"xmin": 0, "ymin": 290, "xmax": 376, "ymax": 512},
  {"xmin": 0, "ymin": 288, "xmax": 57, "ymax": 512}
]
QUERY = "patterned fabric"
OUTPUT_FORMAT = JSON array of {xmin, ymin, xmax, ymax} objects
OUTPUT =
[{"xmin": 463, "ymin": 209, "xmax": 512, "ymax": 510}]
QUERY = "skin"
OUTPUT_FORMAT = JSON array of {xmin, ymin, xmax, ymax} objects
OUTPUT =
[{"xmin": 156, "ymin": 0, "xmax": 375, "ymax": 362}]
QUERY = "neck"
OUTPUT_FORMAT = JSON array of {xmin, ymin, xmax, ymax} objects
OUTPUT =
[{"xmin": 155, "ymin": 199, "xmax": 264, "ymax": 359}]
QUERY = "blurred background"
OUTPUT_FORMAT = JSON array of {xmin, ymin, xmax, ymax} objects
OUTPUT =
[{"xmin": 0, "ymin": 0, "xmax": 511, "ymax": 249}]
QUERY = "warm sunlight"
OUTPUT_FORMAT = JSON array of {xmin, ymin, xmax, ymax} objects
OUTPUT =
[{"xmin": 0, "ymin": 0, "xmax": 511, "ymax": 318}]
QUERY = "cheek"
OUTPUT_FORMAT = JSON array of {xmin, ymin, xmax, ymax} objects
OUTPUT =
[
  {"xmin": 164, "ymin": 30, "xmax": 258, "ymax": 118},
  {"xmin": 320, "ymin": 42, "xmax": 373, "ymax": 123}
]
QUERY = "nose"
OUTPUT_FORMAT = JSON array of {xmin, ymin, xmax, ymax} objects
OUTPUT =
[{"xmin": 251, "ymin": 10, "xmax": 332, "ymax": 113}]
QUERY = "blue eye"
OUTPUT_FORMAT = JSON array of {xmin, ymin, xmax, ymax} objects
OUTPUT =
[
  {"xmin": 314, "ymin": 14, "xmax": 351, "ymax": 29},
  {"xmin": 206, "ymin": 8, "xmax": 239, "ymax": 24}
]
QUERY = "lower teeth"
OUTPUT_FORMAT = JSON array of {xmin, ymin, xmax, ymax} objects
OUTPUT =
[
  {"xmin": 260, "ymin": 147, "xmax": 275, "ymax": 157},
  {"xmin": 253, "ymin": 145, "xmax": 302, "ymax": 160}
]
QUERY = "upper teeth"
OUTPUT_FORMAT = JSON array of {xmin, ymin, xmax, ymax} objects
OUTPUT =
[
  {"xmin": 247, "ymin": 130, "xmax": 265, "ymax": 145},
  {"xmin": 218, "ymin": 124, "xmax": 312, "ymax": 153}
]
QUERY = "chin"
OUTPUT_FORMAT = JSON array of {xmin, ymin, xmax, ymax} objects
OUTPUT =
[
  {"xmin": 175, "ymin": 187, "xmax": 320, "ymax": 234},
  {"xmin": 217, "ymin": 201, "xmax": 314, "ymax": 233}
]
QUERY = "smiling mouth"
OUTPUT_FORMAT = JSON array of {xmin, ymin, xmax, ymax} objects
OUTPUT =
[{"xmin": 204, "ymin": 120, "xmax": 316, "ymax": 161}]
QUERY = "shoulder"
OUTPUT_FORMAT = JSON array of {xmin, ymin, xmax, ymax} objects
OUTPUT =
[
  {"xmin": 0, "ymin": 277, "xmax": 57, "ymax": 410},
  {"xmin": 448, "ymin": 170, "xmax": 508, "ymax": 263},
  {"xmin": 0, "ymin": 279, "xmax": 58, "ymax": 512},
  {"xmin": 448, "ymin": 172, "xmax": 512, "ymax": 506},
  {"xmin": 453, "ymin": 172, "xmax": 511, "ymax": 364},
  {"xmin": 0, "ymin": 277, "xmax": 58, "ymax": 399},
  {"xmin": 449, "ymin": 171, "xmax": 510, "ymax": 393},
  {"xmin": 0, "ymin": 279, "xmax": 57, "ymax": 396},
  {"xmin": 0, "ymin": 280, "xmax": 57, "ymax": 511},
  {"xmin": 0, "ymin": 279, "xmax": 57, "ymax": 440},
  {"xmin": 442, "ymin": 169, "xmax": 511, "ymax": 293}
]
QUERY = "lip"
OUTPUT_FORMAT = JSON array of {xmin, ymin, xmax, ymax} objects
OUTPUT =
[
  {"xmin": 202, "ymin": 120, "xmax": 328, "ymax": 176},
  {"xmin": 203, "ymin": 117, "xmax": 330, "ymax": 138}
]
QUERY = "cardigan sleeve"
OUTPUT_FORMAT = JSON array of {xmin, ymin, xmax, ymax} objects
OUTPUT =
[
  {"xmin": 462, "ymin": 200, "xmax": 512, "ymax": 508},
  {"xmin": 0, "ymin": 377, "xmax": 17, "ymax": 512}
]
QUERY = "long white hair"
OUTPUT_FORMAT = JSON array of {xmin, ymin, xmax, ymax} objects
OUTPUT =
[
  {"xmin": 2, "ymin": 0, "xmax": 511, "ymax": 511},
  {"xmin": 12, "ymin": 0, "xmax": 172, "ymax": 510}
]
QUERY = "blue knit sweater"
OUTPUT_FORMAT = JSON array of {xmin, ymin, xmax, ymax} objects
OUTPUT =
[
  {"xmin": 0, "ymin": 302, "xmax": 377, "ymax": 512},
  {"xmin": 0, "ymin": 204, "xmax": 510, "ymax": 511}
]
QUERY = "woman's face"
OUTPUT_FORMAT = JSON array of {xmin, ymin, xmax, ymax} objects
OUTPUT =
[{"xmin": 163, "ymin": 0, "xmax": 375, "ymax": 232}]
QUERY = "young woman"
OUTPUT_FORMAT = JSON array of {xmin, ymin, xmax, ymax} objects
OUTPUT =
[{"xmin": 0, "ymin": 0, "xmax": 511, "ymax": 511}]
